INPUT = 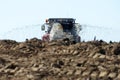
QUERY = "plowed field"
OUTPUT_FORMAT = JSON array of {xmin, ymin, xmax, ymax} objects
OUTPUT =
[{"xmin": 0, "ymin": 38, "xmax": 120, "ymax": 80}]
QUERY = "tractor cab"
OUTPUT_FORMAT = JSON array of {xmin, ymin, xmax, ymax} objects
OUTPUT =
[
  {"xmin": 48, "ymin": 18, "xmax": 75, "ymax": 32},
  {"xmin": 41, "ymin": 18, "xmax": 82, "ymax": 42}
]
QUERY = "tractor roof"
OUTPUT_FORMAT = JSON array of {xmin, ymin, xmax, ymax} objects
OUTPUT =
[{"xmin": 48, "ymin": 18, "xmax": 75, "ymax": 23}]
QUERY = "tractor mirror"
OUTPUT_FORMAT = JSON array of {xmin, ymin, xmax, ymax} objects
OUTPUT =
[
  {"xmin": 75, "ymin": 23, "xmax": 82, "ymax": 31},
  {"xmin": 41, "ymin": 24, "xmax": 45, "ymax": 30},
  {"xmin": 74, "ymin": 23, "xmax": 82, "ymax": 34}
]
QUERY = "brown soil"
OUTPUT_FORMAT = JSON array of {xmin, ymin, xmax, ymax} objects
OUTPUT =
[{"xmin": 0, "ymin": 38, "xmax": 120, "ymax": 80}]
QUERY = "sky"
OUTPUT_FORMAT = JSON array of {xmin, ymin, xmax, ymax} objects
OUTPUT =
[{"xmin": 0, "ymin": 0, "xmax": 120, "ymax": 42}]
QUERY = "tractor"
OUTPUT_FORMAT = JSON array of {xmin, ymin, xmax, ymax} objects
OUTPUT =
[{"xmin": 41, "ymin": 18, "xmax": 82, "ymax": 43}]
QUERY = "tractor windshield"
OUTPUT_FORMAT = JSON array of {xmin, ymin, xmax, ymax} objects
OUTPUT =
[
  {"xmin": 61, "ymin": 22, "xmax": 73, "ymax": 32},
  {"xmin": 48, "ymin": 18, "xmax": 75, "ymax": 33}
]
